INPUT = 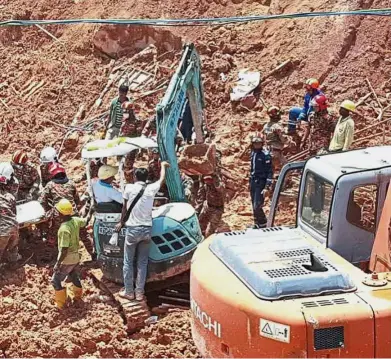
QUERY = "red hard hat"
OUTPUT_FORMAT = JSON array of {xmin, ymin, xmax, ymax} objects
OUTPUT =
[
  {"xmin": 12, "ymin": 150, "xmax": 28, "ymax": 165},
  {"xmin": 49, "ymin": 162, "xmax": 65, "ymax": 177},
  {"xmin": 267, "ymin": 106, "xmax": 281, "ymax": 116},
  {"xmin": 311, "ymin": 94, "xmax": 328, "ymax": 111}
]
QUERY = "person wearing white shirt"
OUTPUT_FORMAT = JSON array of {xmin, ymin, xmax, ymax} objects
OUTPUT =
[
  {"xmin": 116, "ymin": 161, "xmax": 170, "ymax": 301},
  {"xmin": 92, "ymin": 165, "xmax": 123, "ymax": 208}
]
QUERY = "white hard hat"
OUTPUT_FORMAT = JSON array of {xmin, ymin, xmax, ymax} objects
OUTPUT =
[
  {"xmin": 98, "ymin": 165, "xmax": 118, "ymax": 180},
  {"xmin": 0, "ymin": 162, "xmax": 14, "ymax": 184},
  {"xmin": 40, "ymin": 147, "xmax": 57, "ymax": 163}
]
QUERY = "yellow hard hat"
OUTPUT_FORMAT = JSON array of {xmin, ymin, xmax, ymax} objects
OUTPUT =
[
  {"xmin": 55, "ymin": 199, "xmax": 74, "ymax": 216},
  {"xmin": 98, "ymin": 165, "xmax": 118, "ymax": 180},
  {"xmin": 340, "ymin": 100, "xmax": 356, "ymax": 112}
]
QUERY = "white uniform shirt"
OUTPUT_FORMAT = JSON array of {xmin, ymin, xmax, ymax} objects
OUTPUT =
[
  {"xmin": 123, "ymin": 180, "xmax": 162, "ymax": 227},
  {"xmin": 92, "ymin": 179, "xmax": 123, "ymax": 204}
]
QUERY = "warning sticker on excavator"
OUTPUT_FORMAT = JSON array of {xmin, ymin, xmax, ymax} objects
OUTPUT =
[{"xmin": 260, "ymin": 319, "xmax": 290, "ymax": 343}]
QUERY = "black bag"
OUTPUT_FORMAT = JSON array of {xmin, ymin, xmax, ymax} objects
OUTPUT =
[{"xmin": 118, "ymin": 183, "xmax": 147, "ymax": 230}]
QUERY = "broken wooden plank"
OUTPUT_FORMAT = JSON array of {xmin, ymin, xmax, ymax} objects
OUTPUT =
[
  {"xmin": 35, "ymin": 24, "xmax": 62, "ymax": 44},
  {"xmin": 366, "ymin": 78, "xmax": 383, "ymax": 111},
  {"xmin": 24, "ymin": 80, "xmax": 45, "ymax": 100}
]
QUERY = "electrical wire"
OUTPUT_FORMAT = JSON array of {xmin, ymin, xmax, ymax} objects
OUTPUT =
[{"xmin": 1, "ymin": 8, "xmax": 391, "ymax": 27}]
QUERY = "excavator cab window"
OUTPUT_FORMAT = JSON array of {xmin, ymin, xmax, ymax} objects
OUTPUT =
[
  {"xmin": 346, "ymin": 184, "xmax": 378, "ymax": 233},
  {"xmin": 301, "ymin": 171, "xmax": 333, "ymax": 236}
]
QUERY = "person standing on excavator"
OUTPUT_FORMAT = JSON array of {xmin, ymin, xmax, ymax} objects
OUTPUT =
[
  {"xmin": 39, "ymin": 146, "xmax": 61, "ymax": 188},
  {"xmin": 0, "ymin": 163, "xmax": 21, "ymax": 266},
  {"xmin": 11, "ymin": 150, "xmax": 40, "ymax": 201},
  {"xmin": 105, "ymin": 84, "xmax": 129, "ymax": 140},
  {"xmin": 328, "ymin": 100, "xmax": 356, "ymax": 153},
  {"xmin": 197, "ymin": 174, "xmax": 225, "ymax": 238},
  {"xmin": 51, "ymin": 199, "xmax": 92, "ymax": 309},
  {"xmin": 262, "ymin": 106, "xmax": 287, "ymax": 175},
  {"xmin": 288, "ymin": 78, "xmax": 324, "ymax": 149},
  {"xmin": 116, "ymin": 162, "xmax": 170, "ymax": 301},
  {"xmin": 39, "ymin": 163, "xmax": 95, "ymax": 260},
  {"xmin": 301, "ymin": 94, "xmax": 335, "ymax": 155},
  {"xmin": 249, "ymin": 133, "xmax": 273, "ymax": 228}
]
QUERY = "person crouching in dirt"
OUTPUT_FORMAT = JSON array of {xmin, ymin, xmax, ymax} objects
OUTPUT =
[
  {"xmin": 301, "ymin": 94, "xmax": 335, "ymax": 156},
  {"xmin": 197, "ymin": 174, "xmax": 225, "ymax": 238},
  {"xmin": 39, "ymin": 163, "xmax": 95, "ymax": 261},
  {"xmin": 249, "ymin": 133, "xmax": 273, "ymax": 229},
  {"xmin": 262, "ymin": 106, "xmax": 287, "ymax": 176},
  {"xmin": 39, "ymin": 146, "xmax": 61, "ymax": 188},
  {"xmin": 115, "ymin": 162, "xmax": 170, "ymax": 301},
  {"xmin": 52, "ymin": 199, "xmax": 92, "ymax": 309},
  {"xmin": 11, "ymin": 150, "xmax": 40, "ymax": 201},
  {"xmin": 105, "ymin": 84, "xmax": 130, "ymax": 140},
  {"xmin": 328, "ymin": 100, "xmax": 356, "ymax": 153},
  {"xmin": 0, "ymin": 163, "xmax": 21, "ymax": 266}
]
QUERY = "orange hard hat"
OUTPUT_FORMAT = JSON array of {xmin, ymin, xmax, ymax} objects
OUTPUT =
[
  {"xmin": 12, "ymin": 150, "xmax": 28, "ymax": 165},
  {"xmin": 305, "ymin": 78, "xmax": 320, "ymax": 89}
]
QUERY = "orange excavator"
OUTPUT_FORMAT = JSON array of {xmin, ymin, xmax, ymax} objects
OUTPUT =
[{"xmin": 190, "ymin": 146, "xmax": 391, "ymax": 358}]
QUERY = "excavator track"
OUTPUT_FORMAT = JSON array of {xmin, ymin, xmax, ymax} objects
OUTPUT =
[
  {"xmin": 88, "ymin": 269, "xmax": 190, "ymax": 333},
  {"xmin": 88, "ymin": 270, "xmax": 151, "ymax": 333}
]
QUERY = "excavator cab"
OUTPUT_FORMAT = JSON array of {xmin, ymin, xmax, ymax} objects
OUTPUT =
[{"xmin": 191, "ymin": 147, "xmax": 391, "ymax": 358}]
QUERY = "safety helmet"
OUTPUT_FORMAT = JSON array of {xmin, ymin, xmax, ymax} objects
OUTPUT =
[
  {"xmin": 12, "ymin": 150, "xmax": 28, "ymax": 165},
  {"xmin": 152, "ymin": 148, "xmax": 159, "ymax": 154},
  {"xmin": 55, "ymin": 199, "xmax": 74, "ymax": 216},
  {"xmin": 340, "ymin": 100, "xmax": 356, "ymax": 112},
  {"xmin": 267, "ymin": 106, "xmax": 281, "ymax": 117},
  {"xmin": 98, "ymin": 165, "xmax": 118, "ymax": 180},
  {"xmin": 310, "ymin": 94, "xmax": 328, "ymax": 111},
  {"xmin": 203, "ymin": 175, "xmax": 214, "ymax": 184},
  {"xmin": 40, "ymin": 147, "xmax": 57, "ymax": 163},
  {"xmin": 48, "ymin": 162, "xmax": 66, "ymax": 178},
  {"xmin": 305, "ymin": 78, "xmax": 320, "ymax": 89},
  {"xmin": 251, "ymin": 132, "xmax": 263, "ymax": 143},
  {"xmin": 0, "ymin": 162, "xmax": 14, "ymax": 184}
]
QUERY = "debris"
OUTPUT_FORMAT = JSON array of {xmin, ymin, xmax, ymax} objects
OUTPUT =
[
  {"xmin": 263, "ymin": 59, "xmax": 292, "ymax": 80},
  {"xmin": 35, "ymin": 24, "xmax": 62, "ymax": 44},
  {"xmin": 366, "ymin": 78, "xmax": 383, "ymax": 111},
  {"xmin": 230, "ymin": 70, "xmax": 261, "ymax": 102}
]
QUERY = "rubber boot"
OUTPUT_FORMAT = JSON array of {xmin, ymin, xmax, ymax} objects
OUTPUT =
[
  {"xmin": 68, "ymin": 285, "xmax": 83, "ymax": 301},
  {"xmin": 54, "ymin": 289, "xmax": 67, "ymax": 309}
]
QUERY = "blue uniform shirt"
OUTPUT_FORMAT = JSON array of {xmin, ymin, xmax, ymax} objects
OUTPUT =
[
  {"xmin": 250, "ymin": 148, "xmax": 273, "ymax": 187},
  {"xmin": 300, "ymin": 89, "xmax": 324, "ymax": 120}
]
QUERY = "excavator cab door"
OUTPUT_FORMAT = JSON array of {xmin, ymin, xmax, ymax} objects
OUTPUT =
[{"xmin": 268, "ymin": 161, "xmax": 305, "ymax": 227}]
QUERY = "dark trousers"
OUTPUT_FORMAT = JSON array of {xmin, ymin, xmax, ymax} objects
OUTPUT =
[
  {"xmin": 250, "ymin": 177, "xmax": 267, "ymax": 227},
  {"xmin": 51, "ymin": 263, "xmax": 82, "ymax": 290}
]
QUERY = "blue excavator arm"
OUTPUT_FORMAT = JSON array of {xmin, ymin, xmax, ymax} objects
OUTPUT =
[{"xmin": 156, "ymin": 43, "xmax": 205, "ymax": 202}]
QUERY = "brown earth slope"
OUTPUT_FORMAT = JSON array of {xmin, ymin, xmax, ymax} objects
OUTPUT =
[{"xmin": 1, "ymin": 0, "xmax": 391, "ymax": 357}]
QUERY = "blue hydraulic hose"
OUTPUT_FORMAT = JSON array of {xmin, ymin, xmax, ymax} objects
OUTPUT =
[{"xmin": 1, "ymin": 8, "xmax": 391, "ymax": 27}]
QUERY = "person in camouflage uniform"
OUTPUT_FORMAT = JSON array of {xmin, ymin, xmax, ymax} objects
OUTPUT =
[
  {"xmin": 39, "ymin": 147, "xmax": 61, "ymax": 188},
  {"xmin": 197, "ymin": 174, "xmax": 225, "ymax": 238},
  {"xmin": 302, "ymin": 94, "xmax": 335, "ymax": 156},
  {"xmin": 39, "ymin": 163, "xmax": 95, "ymax": 259},
  {"xmin": 120, "ymin": 101, "xmax": 143, "ymax": 183},
  {"xmin": 181, "ymin": 172, "xmax": 194, "ymax": 204},
  {"xmin": 262, "ymin": 106, "xmax": 287, "ymax": 175},
  {"xmin": 11, "ymin": 151, "xmax": 40, "ymax": 201},
  {"xmin": 142, "ymin": 116, "xmax": 157, "ymax": 138},
  {"xmin": 0, "ymin": 163, "xmax": 20, "ymax": 265}
]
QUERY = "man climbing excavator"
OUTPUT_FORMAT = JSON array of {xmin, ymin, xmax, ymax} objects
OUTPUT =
[{"xmin": 191, "ymin": 146, "xmax": 391, "ymax": 358}]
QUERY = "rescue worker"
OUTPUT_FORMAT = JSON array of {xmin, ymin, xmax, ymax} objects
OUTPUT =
[
  {"xmin": 249, "ymin": 133, "xmax": 273, "ymax": 228},
  {"xmin": 302, "ymin": 94, "xmax": 335, "ymax": 155},
  {"xmin": 120, "ymin": 101, "xmax": 143, "ymax": 183},
  {"xmin": 197, "ymin": 174, "xmax": 225, "ymax": 238},
  {"xmin": 328, "ymin": 100, "xmax": 356, "ymax": 153},
  {"xmin": 105, "ymin": 84, "xmax": 130, "ymax": 140},
  {"xmin": 181, "ymin": 172, "xmax": 194, "ymax": 204},
  {"xmin": 142, "ymin": 116, "xmax": 157, "ymax": 138},
  {"xmin": 39, "ymin": 146, "xmax": 60, "ymax": 188},
  {"xmin": 11, "ymin": 150, "xmax": 40, "ymax": 201},
  {"xmin": 288, "ymin": 78, "xmax": 324, "ymax": 134},
  {"xmin": 51, "ymin": 199, "xmax": 91, "ymax": 309},
  {"xmin": 147, "ymin": 149, "xmax": 161, "ymax": 182},
  {"xmin": 0, "ymin": 162, "xmax": 20, "ymax": 265},
  {"xmin": 39, "ymin": 163, "xmax": 94, "ymax": 259},
  {"xmin": 262, "ymin": 106, "xmax": 287, "ymax": 175},
  {"xmin": 92, "ymin": 165, "xmax": 122, "ymax": 211}
]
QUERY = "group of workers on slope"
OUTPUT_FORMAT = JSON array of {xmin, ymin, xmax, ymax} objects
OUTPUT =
[
  {"xmin": 0, "ymin": 83, "xmax": 225, "ymax": 309},
  {"xmin": 249, "ymin": 78, "xmax": 356, "ymax": 228}
]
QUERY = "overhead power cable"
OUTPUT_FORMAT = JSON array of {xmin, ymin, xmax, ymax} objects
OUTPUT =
[{"xmin": 1, "ymin": 8, "xmax": 391, "ymax": 27}]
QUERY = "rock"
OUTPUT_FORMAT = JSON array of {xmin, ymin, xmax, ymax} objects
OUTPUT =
[{"xmin": 63, "ymin": 132, "xmax": 79, "ymax": 150}]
